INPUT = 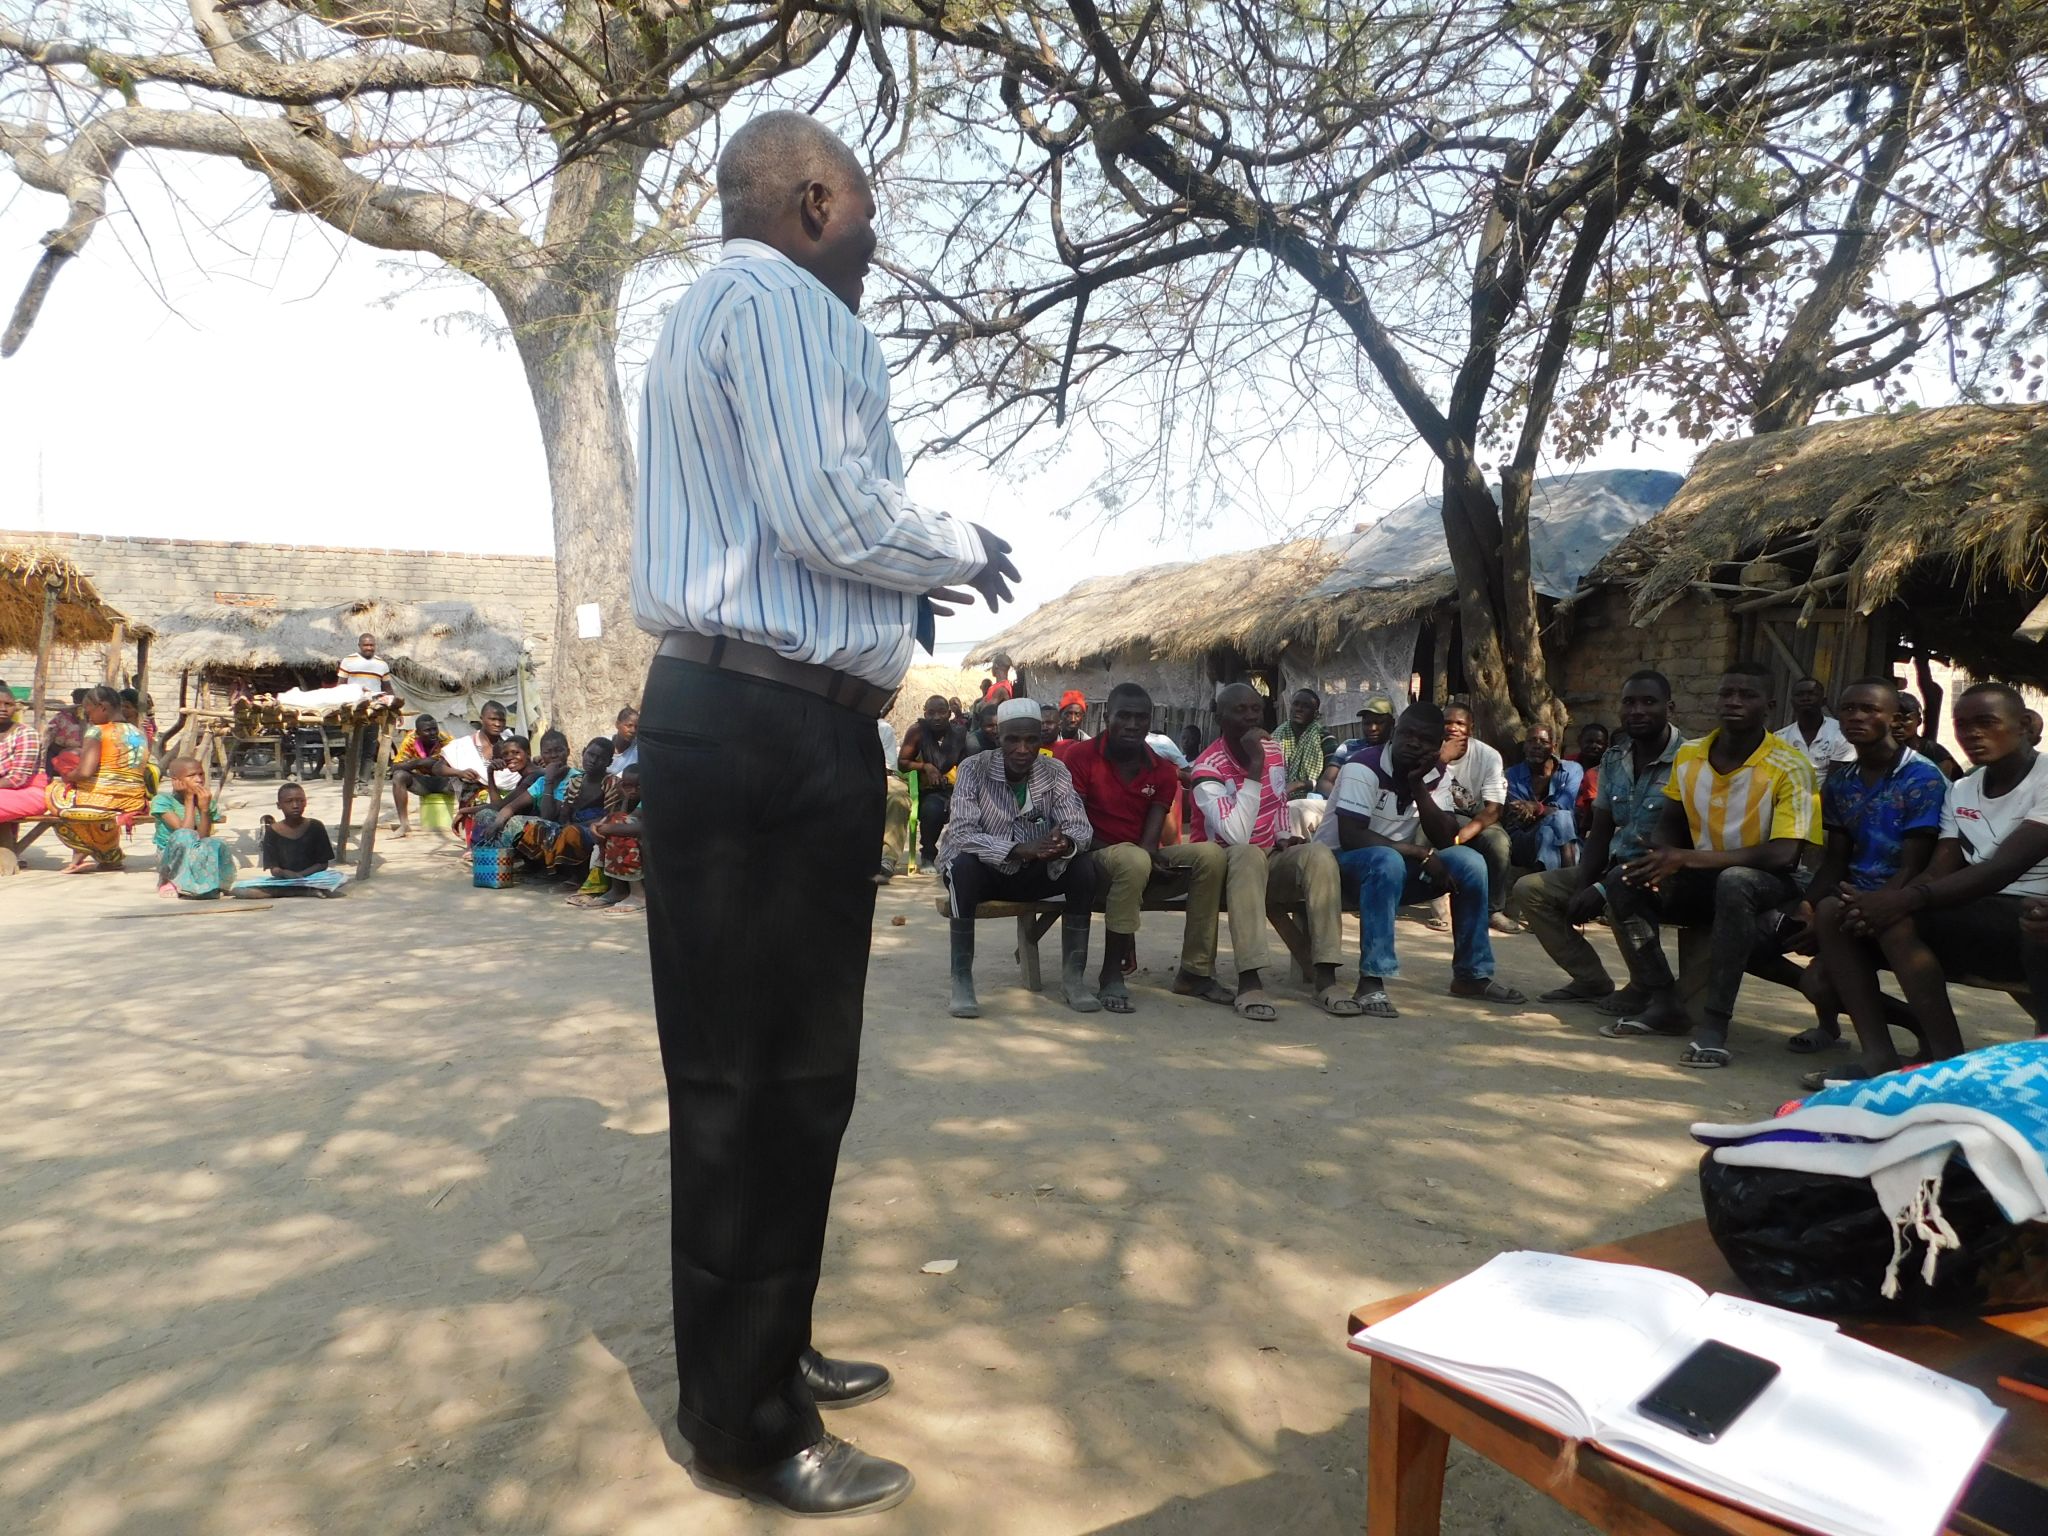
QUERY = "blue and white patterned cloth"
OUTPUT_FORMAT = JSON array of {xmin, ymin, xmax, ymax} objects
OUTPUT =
[{"xmin": 1695, "ymin": 1041, "xmax": 2048, "ymax": 1294}]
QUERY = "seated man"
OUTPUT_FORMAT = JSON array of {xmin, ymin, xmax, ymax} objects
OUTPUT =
[
  {"xmin": 900, "ymin": 694, "xmax": 966, "ymax": 869},
  {"xmin": 1503, "ymin": 725, "xmax": 1583, "ymax": 870},
  {"xmin": 1055, "ymin": 691, "xmax": 1090, "ymax": 743},
  {"xmin": 1821, "ymin": 682, "xmax": 2048, "ymax": 1077},
  {"xmin": 1510, "ymin": 670, "xmax": 1683, "ymax": 1013},
  {"xmin": 940, "ymin": 699, "xmax": 1102, "ymax": 1018},
  {"xmin": 0, "ymin": 681, "xmax": 47, "ymax": 832},
  {"xmin": 1604, "ymin": 661, "xmax": 1819, "ymax": 1068},
  {"xmin": 1188, "ymin": 682, "xmax": 1354, "ymax": 1021},
  {"xmin": 435, "ymin": 702, "xmax": 513, "ymax": 805},
  {"xmin": 1332, "ymin": 694, "xmax": 1395, "ymax": 768},
  {"xmin": 1275, "ymin": 689, "xmax": 1337, "ymax": 801},
  {"xmin": 1062, "ymin": 682, "xmax": 1231, "ymax": 1013},
  {"xmin": 1320, "ymin": 702, "xmax": 1527, "ymax": 1017},
  {"xmin": 1568, "ymin": 721, "xmax": 1608, "ymax": 838},
  {"xmin": 1434, "ymin": 701, "xmax": 1517, "ymax": 933},
  {"xmin": 390, "ymin": 714, "xmax": 454, "ymax": 837}
]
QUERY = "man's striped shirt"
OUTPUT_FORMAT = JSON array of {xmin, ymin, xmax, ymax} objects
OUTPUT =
[
  {"xmin": 1663, "ymin": 729, "xmax": 1821, "ymax": 850},
  {"xmin": 633, "ymin": 239, "xmax": 986, "ymax": 688}
]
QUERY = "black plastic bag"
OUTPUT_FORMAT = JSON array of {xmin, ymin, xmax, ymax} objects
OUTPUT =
[{"xmin": 1698, "ymin": 1149, "xmax": 2048, "ymax": 1318}]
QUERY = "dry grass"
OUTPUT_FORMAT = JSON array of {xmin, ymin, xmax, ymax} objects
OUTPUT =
[
  {"xmin": 1601, "ymin": 403, "xmax": 2048, "ymax": 620},
  {"xmin": 152, "ymin": 599, "xmax": 529, "ymax": 691},
  {"xmin": 0, "ymin": 546, "xmax": 130, "ymax": 653}
]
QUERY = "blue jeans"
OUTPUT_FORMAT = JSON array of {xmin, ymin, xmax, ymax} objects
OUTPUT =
[{"xmin": 1337, "ymin": 844, "xmax": 1495, "ymax": 982}]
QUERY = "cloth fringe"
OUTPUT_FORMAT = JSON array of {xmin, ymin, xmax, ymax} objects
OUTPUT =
[{"xmin": 1880, "ymin": 1170, "xmax": 1962, "ymax": 1299}]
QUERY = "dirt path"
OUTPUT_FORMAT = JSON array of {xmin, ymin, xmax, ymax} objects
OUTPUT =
[{"xmin": 2, "ymin": 783, "xmax": 2030, "ymax": 1534}]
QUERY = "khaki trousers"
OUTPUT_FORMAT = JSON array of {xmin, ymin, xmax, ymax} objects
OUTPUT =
[
  {"xmin": 1094, "ymin": 840, "xmax": 1230, "ymax": 978},
  {"xmin": 1221, "ymin": 841, "xmax": 1343, "ymax": 974},
  {"xmin": 881, "ymin": 774, "xmax": 912, "ymax": 875},
  {"xmin": 1509, "ymin": 863, "xmax": 1670, "ymax": 994}
]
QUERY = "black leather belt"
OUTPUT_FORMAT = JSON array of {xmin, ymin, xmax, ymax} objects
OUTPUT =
[{"xmin": 656, "ymin": 631, "xmax": 897, "ymax": 718}]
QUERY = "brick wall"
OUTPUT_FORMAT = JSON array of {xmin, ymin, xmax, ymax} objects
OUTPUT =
[
  {"xmin": 0, "ymin": 530, "xmax": 556, "ymax": 701},
  {"xmin": 1556, "ymin": 587, "xmax": 1737, "ymax": 734}
]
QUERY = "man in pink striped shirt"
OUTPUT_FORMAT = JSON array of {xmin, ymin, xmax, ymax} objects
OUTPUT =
[{"xmin": 1189, "ymin": 682, "xmax": 1356, "ymax": 1021}]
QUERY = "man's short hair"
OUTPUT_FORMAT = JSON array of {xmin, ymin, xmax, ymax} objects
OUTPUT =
[
  {"xmin": 1793, "ymin": 673, "xmax": 1822, "ymax": 688},
  {"xmin": 718, "ymin": 112, "xmax": 863, "ymax": 233},
  {"xmin": 1621, "ymin": 669, "xmax": 1671, "ymax": 698},
  {"xmin": 164, "ymin": 755, "xmax": 202, "ymax": 777},
  {"xmin": 1843, "ymin": 676, "xmax": 1899, "ymax": 700},
  {"xmin": 414, "ymin": 714, "xmax": 439, "ymax": 730},
  {"xmin": 1723, "ymin": 660, "xmax": 1775, "ymax": 684},
  {"xmin": 1291, "ymin": 688, "xmax": 1318, "ymax": 704},
  {"xmin": 1960, "ymin": 680, "xmax": 2028, "ymax": 717},
  {"xmin": 481, "ymin": 700, "xmax": 508, "ymax": 718},
  {"xmin": 1398, "ymin": 702, "xmax": 1446, "ymax": 731},
  {"xmin": 1106, "ymin": 681, "xmax": 1152, "ymax": 711},
  {"xmin": 924, "ymin": 695, "xmax": 948, "ymax": 711}
]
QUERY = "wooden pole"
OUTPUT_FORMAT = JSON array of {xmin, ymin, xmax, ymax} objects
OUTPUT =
[
  {"xmin": 354, "ymin": 714, "xmax": 395, "ymax": 880},
  {"xmin": 336, "ymin": 723, "xmax": 363, "ymax": 859},
  {"xmin": 31, "ymin": 580, "xmax": 57, "ymax": 734},
  {"xmin": 134, "ymin": 633, "xmax": 151, "ymax": 715},
  {"xmin": 102, "ymin": 621, "xmax": 126, "ymax": 686}
]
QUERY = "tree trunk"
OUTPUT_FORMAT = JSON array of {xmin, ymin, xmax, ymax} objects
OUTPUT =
[{"xmin": 511, "ymin": 307, "xmax": 650, "ymax": 746}]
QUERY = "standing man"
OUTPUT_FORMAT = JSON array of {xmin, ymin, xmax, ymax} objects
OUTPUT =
[
  {"xmin": 1778, "ymin": 674, "xmax": 1856, "ymax": 770},
  {"xmin": 631, "ymin": 111, "xmax": 1016, "ymax": 1517},
  {"xmin": 336, "ymin": 633, "xmax": 396, "ymax": 698}
]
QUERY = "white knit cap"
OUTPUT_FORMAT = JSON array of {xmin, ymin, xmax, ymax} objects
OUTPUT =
[{"xmin": 996, "ymin": 697, "xmax": 1041, "ymax": 725}]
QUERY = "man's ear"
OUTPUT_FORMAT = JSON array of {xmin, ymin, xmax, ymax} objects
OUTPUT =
[{"xmin": 798, "ymin": 179, "xmax": 831, "ymax": 240}]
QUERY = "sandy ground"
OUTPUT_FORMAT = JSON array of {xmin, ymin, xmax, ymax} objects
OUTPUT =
[{"xmin": 2, "ymin": 779, "xmax": 2034, "ymax": 1536}]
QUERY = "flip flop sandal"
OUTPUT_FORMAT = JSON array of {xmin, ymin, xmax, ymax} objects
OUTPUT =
[
  {"xmin": 1785, "ymin": 1027, "xmax": 1845, "ymax": 1055},
  {"xmin": 1173, "ymin": 978, "xmax": 1236, "ymax": 1006},
  {"xmin": 1593, "ymin": 990, "xmax": 1648, "ymax": 1016},
  {"xmin": 1424, "ymin": 915, "xmax": 1453, "ymax": 932},
  {"xmin": 1599, "ymin": 1017, "xmax": 1659, "ymax": 1038},
  {"xmin": 1679, "ymin": 1044, "xmax": 1733, "ymax": 1069},
  {"xmin": 1354, "ymin": 988, "xmax": 1400, "ymax": 1019},
  {"xmin": 1233, "ymin": 991, "xmax": 1278, "ymax": 1022},
  {"xmin": 1540, "ymin": 983, "xmax": 1614, "ymax": 1004},
  {"xmin": 1316, "ymin": 987, "xmax": 1365, "ymax": 1018},
  {"xmin": 1099, "ymin": 988, "xmax": 1136, "ymax": 1015},
  {"xmin": 1450, "ymin": 980, "xmax": 1527, "ymax": 1004}
]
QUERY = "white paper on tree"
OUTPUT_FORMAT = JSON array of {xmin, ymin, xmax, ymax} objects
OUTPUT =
[
  {"xmin": 576, "ymin": 603, "xmax": 602, "ymax": 638},
  {"xmin": 1350, "ymin": 1251, "xmax": 2004, "ymax": 1536}
]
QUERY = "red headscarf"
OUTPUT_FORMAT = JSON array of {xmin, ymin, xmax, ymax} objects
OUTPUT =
[{"xmin": 1059, "ymin": 690, "xmax": 1087, "ymax": 711}]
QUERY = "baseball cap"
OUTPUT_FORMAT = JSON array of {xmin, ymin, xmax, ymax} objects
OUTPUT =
[{"xmin": 1358, "ymin": 693, "xmax": 1395, "ymax": 717}]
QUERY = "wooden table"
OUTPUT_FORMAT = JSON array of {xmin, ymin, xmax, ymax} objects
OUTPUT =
[{"xmin": 1350, "ymin": 1220, "xmax": 2048, "ymax": 1536}]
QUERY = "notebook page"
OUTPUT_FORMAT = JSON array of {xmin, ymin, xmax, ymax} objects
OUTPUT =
[
  {"xmin": 1599, "ymin": 1321, "xmax": 2003, "ymax": 1536},
  {"xmin": 1354, "ymin": 1253, "xmax": 1708, "ymax": 1438}
]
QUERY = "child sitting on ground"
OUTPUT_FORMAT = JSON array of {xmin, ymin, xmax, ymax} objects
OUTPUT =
[
  {"xmin": 260, "ymin": 781, "xmax": 335, "ymax": 878},
  {"xmin": 572, "ymin": 766, "xmax": 644, "ymax": 913},
  {"xmin": 152, "ymin": 757, "xmax": 235, "ymax": 899}
]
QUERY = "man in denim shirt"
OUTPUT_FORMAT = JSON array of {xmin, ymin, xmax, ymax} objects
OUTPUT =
[{"xmin": 1510, "ymin": 670, "xmax": 1684, "ymax": 1011}]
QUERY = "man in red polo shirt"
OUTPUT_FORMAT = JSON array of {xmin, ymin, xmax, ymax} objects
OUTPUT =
[{"xmin": 1062, "ymin": 681, "xmax": 1232, "ymax": 1013}]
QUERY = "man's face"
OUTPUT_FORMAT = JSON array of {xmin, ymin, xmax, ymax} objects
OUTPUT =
[
  {"xmin": 1892, "ymin": 703, "xmax": 1921, "ymax": 744},
  {"xmin": 976, "ymin": 706, "xmax": 998, "ymax": 736},
  {"xmin": 1216, "ymin": 688, "xmax": 1264, "ymax": 740},
  {"xmin": 810, "ymin": 164, "xmax": 879, "ymax": 312},
  {"xmin": 999, "ymin": 723, "xmax": 1040, "ymax": 778},
  {"xmin": 278, "ymin": 784, "xmax": 307, "ymax": 819},
  {"xmin": 481, "ymin": 707, "xmax": 507, "ymax": 739},
  {"xmin": 924, "ymin": 701, "xmax": 950, "ymax": 731},
  {"xmin": 1390, "ymin": 717, "xmax": 1444, "ymax": 777},
  {"xmin": 1717, "ymin": 674, "xmax": 1772, "ymax": 734},
  {"xmin": 1289, "ymin": 694, "xmax": 1318, "ymax": 729},
  {"xmin": 1103, "ymin": 695, "xmax": 1150, "ymax": 750},
  {"xmin": 417, "ymin": 720, "xmax": 441, "ymax": 749},
  {"xmin": 617, "ymin": 713, "xmax": 638, "ymax": 745},
  {"xmin": 1578, "ymin": 725, "xmax": 1608, "ymax": 760},
  {"xmin": 1442, "ymin": 707, "xmax": 1472, "ymax": 750},
  {"xmin": 1060, "ymin": 704, "xmax": 1086, "ymax": 734},
  {"xmin": 1953, "ymin": 692, "xmax": 2025, "ymax": 767},
  {"xmin": 1838, "ymin": 685, "xmax": 1897, "ymax": 747},
  {"xmin": 1791, "ymin": 678, "xmax": 1827, "ymax": 716},
  {"xmin": 358, "ymin": 635, "xmax": 377, "ymax": 658},
  {"xmin": 1619, "ymin": 682, "xmax": 1670, "ymax": 741},
  {"xmin": 1523, "ymin": 728, "xmax": 1555, "ymax": 766},
  {"xmin": 1359, "ymin": 711, "xmax": 1392, "ymax": 746},
  {"xmin": 583, "ymin": 740, "xmax": 610, "ymax": 773}
]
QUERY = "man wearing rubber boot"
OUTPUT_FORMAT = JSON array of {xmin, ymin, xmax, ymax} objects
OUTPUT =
[
  {"xmin": 940, "ymin": 698, "xmax": 1103, "ymax": 1017},
  {"xmin": 632, "ymin": 111, "xmax": 1019, "ymax": 1517}
]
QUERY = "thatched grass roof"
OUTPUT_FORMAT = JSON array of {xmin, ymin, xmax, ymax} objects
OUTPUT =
[
  {"xmin": 974, "ymin": 468, "xmax": 1677, "ymax": 668},
  {"xmin": 153, "ymin": 599, "xmax": 528, "ymax": 690},
  {"xmin": 0, "ymin": 546, "xmax": 134, "ymax": 654},
  {"xmin": 1599, "ymin": 404, "xmax": 2048, "ymax": 620}
]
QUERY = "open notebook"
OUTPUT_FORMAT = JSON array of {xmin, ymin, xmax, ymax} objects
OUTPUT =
[{"xmin": 1350, "ymin": 1252, "xmax": 2004, "ymax": 1536}]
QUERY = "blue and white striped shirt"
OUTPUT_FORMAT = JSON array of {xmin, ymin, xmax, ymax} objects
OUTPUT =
[{"xmin": 633, "ymin": 239, "xmax": 987, "ymax": 688}]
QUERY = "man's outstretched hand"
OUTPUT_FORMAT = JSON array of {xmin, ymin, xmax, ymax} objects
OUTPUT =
[{"xmin": 967, "ymin": 524, "xmax": 1019, "ymax": 612}]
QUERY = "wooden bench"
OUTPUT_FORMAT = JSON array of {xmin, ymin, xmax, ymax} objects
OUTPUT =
[
  {"xmin": 932, "ymin": 892, "xmax": 1313, "ymax": 991},
  {"xmin": 0, "ymin": 815, "xmax": 55, "ymax": 876}
]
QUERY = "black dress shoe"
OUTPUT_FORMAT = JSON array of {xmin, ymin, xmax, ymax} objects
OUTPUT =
[
  {"xmin": 690, "ymin": 1431, "xmax": 913, "ymax": 1517},
  {"xmin": 800, "ymin": 1346, "xmax": 893, "ymax": 1409}
]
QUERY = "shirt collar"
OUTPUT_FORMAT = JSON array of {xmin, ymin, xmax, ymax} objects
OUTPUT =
[{"xmin": 718, "ymin": 237, "xmax": 794, "ymax": 267}]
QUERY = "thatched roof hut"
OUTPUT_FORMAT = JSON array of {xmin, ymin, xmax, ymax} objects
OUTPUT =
[
  {"xmin": 0, "ymin": 546, "xmax": 134, "ymax": 655},
  {"xmin": 975, "ymin": 468, "xmax": 1679, "ymax": 671},
  {"xmin": 153, "ymin": 599, "xmax": 529, "ymax": 693},
  {"xmin": 1595, "ymin": 405, "xmax": 2048, "ymax": 682}
]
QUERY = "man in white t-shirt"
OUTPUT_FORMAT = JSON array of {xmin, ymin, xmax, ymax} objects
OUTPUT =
[
  {"xmin": 1824, "ymin": 681, "xmax": 2048, "ymax": 1076},
  {"xmin": 337, "ymin": 633, "xmax": 396, "ymax": 698},
  {"xmin": 1318, "ymin": 701, "xmax": 1526, "ymax": 1017},
  {"xmin": 1432, "ymin": 701, "xmax": 1516, "ymax": 931},
  {"xmin": 1776, "ymin": 675, "xmax": 1856, "ymax": 770}
]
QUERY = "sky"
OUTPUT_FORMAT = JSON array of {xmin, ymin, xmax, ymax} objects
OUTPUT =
[{"xmin": 0, "ymin": 154, "xmax": 1700, "ymax": 649}]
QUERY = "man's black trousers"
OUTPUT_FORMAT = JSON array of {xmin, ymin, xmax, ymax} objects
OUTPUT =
[{"xmin": 638, "ymin": 656, "xmax": 883, "ymax": 1468}]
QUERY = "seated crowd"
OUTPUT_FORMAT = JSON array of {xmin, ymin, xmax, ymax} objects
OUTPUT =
[{"xmin": 919, "ymin": 666, "xmax": 2048, "ymax": 1083}]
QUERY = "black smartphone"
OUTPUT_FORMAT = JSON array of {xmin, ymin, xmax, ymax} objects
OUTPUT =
[{"xmin": 1634, "ymin": 1340, "xmax": 1782, "ymax": 1443}]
